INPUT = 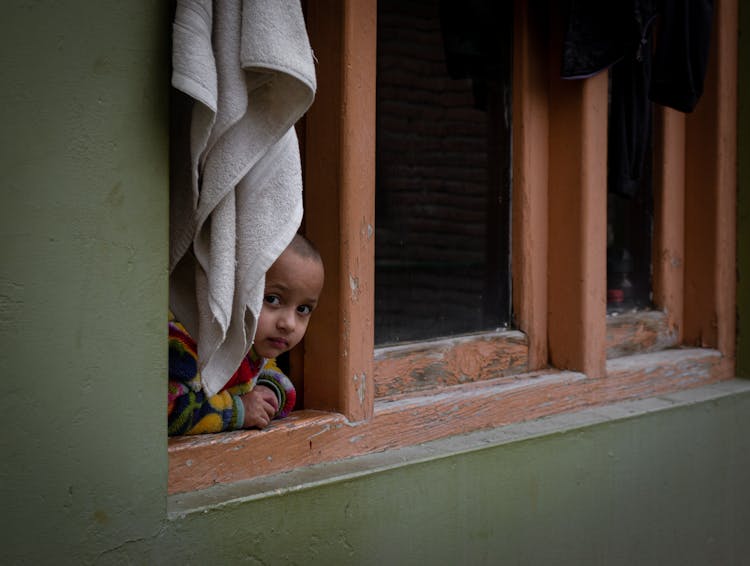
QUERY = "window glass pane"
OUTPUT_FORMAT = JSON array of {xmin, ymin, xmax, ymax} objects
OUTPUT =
[
  {"xmin": 607, "ymin": 64, "xmax": 654, "ymax": 314},
  {"xmin": 375, "ymin": 0, "xmax": 513, "ymax": 345}
]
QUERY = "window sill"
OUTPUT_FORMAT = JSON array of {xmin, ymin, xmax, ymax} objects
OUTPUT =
[
  {"xmin": 168, "ymin": 376, "xmax": 750, "ymax": 515},
  {"xmin": 168, "ymin": 347, "xmax": 732, "ymax": 494},
  {"xmin": 374, "ymin": 329, "xmax": 528, "ymax": 397},
  {"xmin": 606, "ymin": 310, "xmax": 678, "ymax": 359}
]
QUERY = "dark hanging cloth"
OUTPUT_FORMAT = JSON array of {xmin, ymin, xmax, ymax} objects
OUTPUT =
[
  {"xmin": 607, "ymin": 2, "xmax": 658, "ymax": 197},
  {"xmin": 560, "ymin": 0, "xmax": 713, "ymax": 197},
  {"xmin": 560, "ymin": 0, "xmax": 634, "ymax": 79},
  {"xmin": 608, "ymin": 37, "xmax": 653, "ymax": 197},
  {"xmin": 649, "ymin": 0, "xmax": 713, "ymax": 113},
  {"xmin": 439, "ymin": 0, "xmax": 511, "ymax": 110}
]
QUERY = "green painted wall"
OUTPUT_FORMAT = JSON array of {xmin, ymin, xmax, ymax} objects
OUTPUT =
[
  {"xmin": 1, "ymin": 2, "xmax": 749, "ymax": 566},
  {"xmin": 0, "ymin": 2, "xmax": 170, "ymax": 562}
]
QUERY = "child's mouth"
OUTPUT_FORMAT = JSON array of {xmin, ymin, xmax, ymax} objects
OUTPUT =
[{"xmin": 268, "ymin": 338, "xmax": 288, "ymax": 349}]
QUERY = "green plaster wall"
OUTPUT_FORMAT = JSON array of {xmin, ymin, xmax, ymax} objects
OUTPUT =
[
  {"xmin": 0, "ymin": 2, "xmax": 170, "ymax": 562},
  {"xmin": 2, "ymin": 2, "xmax": 750, "ymax": 566}
]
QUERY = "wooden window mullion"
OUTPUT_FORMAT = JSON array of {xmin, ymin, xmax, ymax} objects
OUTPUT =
[
  {"xmin": 652, "ymin": 107, "xmax": 686, "ymax": 341},
  {"xmin": 683, "ymin": 0, "xmax": 737, "ymax": 358},
  {"xmin": 304, "ymin": 0, "xmax": 376, "ymax": 421},
  {"xmin": 547, "ymin": 3, "xmax": 608, "ymax": 377},
  {"xmin": 512, "ymin": 0, "xmax": 550, "ymax": 370}
]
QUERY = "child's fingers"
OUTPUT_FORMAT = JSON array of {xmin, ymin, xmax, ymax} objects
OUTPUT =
[
  {"xmin": 255, "ymin": 385, "xmax": 280, "ymax": 412},
  {"xmin": 242, "ymin": 392, "xmax": 276, "ymax": 428},
  {"xmin": 262, "ymin": 399, "xmax": 276, "ymax": 419}
]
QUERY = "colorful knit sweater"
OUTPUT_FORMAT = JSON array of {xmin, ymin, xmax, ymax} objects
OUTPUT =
[{"xmin": 168, "ymin": 320, "xmax": 296, "ymax": 436}]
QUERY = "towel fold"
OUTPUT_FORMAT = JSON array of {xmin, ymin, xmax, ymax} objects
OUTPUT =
[{"xmin": 170, "ymin": 0, "xmax": 316, "ymax": 397}]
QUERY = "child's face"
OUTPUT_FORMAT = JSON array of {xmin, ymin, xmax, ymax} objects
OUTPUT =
[{"xmin": 254, "ymin": 248, "xmax": 324, "ymax": 359}]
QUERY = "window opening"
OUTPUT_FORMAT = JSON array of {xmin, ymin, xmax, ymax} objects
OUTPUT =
[
  {"xmin": 374, "ymin": 0, "xmax": 513, "ymax": 345},
  {"xmin": 606, "ymin": 60, "xmax": 654, "ymax": 314}
]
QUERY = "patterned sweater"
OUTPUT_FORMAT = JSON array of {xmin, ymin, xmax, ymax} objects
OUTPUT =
[{"xmin": 168, "ymin": 320, "xmax": 296, "ymax": 435}]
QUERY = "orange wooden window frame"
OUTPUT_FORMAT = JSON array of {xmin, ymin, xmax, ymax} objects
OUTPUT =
[
  {"xmin": 302, "ymin": 0, "xmax": 376, "ymax": 421},
  {"xmin": 167, "ymin": 0, "xmax": 737, "ymax": 495}
]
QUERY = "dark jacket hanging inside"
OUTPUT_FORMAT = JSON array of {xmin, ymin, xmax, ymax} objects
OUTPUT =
[{"xmin": 560, "ymin": 0, "xmax": 713, "ymax": 197}]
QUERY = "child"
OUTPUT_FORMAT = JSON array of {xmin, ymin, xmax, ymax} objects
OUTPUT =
[{"xmin": 168, "ymin": 233, "xmax": 324, "ymax": 435}]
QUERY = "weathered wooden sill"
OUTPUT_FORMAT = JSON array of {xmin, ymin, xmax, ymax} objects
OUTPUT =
[
  {"xmin": 606, "ymin": 310, "xmax": 679, "ymax": 359},
  {"xmin": 374, "ymin": 330, "xmax": 528, "ymax": 397},
  {"xmin": 168, "ymin": 347, "xmax": 732, "ymax": 494}
]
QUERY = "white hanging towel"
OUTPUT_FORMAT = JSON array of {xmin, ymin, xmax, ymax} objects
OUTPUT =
[{"xmin": 170, "ymin": 0, "xmax": 316, "ymax": 397}]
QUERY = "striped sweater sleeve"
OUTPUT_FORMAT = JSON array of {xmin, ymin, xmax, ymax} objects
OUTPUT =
[
  {"xmin": 167, "ymin": 319, "xmax": 296, "ymax": 435},
  {"xmin": 168, "ymin": 385, "xmax": 247, "ymax": 436},
  {"xmin": 167, "ymin": 320, "xmax": 252, "ymax": 435},
  {"xmin": 257, "ymin": 358, "xmax": 297, "ymax": 419}
]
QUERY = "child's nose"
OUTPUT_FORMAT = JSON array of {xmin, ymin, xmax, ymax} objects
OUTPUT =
[{"xmin": 277, "ymin": 309, "xmax": 296, "ymax": 331}]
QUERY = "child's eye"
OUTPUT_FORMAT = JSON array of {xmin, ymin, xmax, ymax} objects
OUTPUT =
[
  {"xmin": 264, "ymin": 294, "xmax": 281, "ymax": 306},
  {"xmin": 297, "ymin": 304, "xmax": 313, "ymax": 315}
]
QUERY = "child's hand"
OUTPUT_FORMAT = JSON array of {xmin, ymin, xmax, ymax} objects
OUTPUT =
[{"xmin": 241, "ymin": 385, "xmax": 280, "ymax": 429}]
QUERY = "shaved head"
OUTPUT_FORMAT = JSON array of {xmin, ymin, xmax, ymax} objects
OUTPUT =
[{"xmin": 287, "ymin": 232, "xmax": 322, "ymax": 266}]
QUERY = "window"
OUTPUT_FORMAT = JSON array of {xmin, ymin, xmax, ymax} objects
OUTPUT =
[
  {"xmin": 375, "ymin": 0, "xmax": 512, "ymax": 345},
  {"xmin": 604, "ymin": 28, "xmax": 658, "ymax": 314},
  {"xmin": 168, "ymin": 0, "xmax": 737, "ymax": 495},
  {"xmin": 606, "ymin": 70, "xmax": 654, "ymax": 314}
]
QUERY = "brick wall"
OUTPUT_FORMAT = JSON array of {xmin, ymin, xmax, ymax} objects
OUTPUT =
[{"xmin": 375, "ymin": 0, "xmax": 511, "ymax": 344}]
